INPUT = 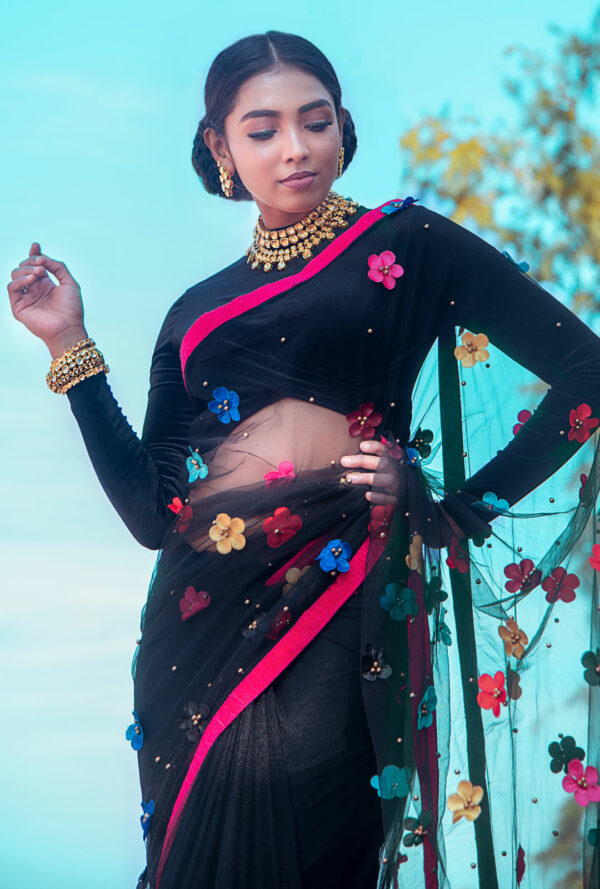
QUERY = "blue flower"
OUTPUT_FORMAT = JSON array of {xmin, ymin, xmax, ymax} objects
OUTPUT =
[
  {"xmin": 417, "ymin": 685, "xmax": 437, "ymax": 730},
  {"xmin": 379, "ymin": 583, "xmax": 418, "ymax": 620},
  {"xmin": 317, "ymin": 539, "xmax": 352, "ymax": 573},
  {"xmin": 140, "ymin": 800, "xmax": 155, "ymax": 840},
  {"xmin": 435, "ymin": 607, "xmax": 452, "ymax": 646},
  {"xmin": 125, "ymin": 710, "xmax": 144, "ymax": 750},
  {"xmin": 501, "ymin": 249, "xmax": 529, "ymax": 273},
  {"xmin": 208, "ymin": 387, "xmax": 240, "ymax": 424},
  {"xmin": 381, "ymin": 196, "xmax": 419, "ymax": 215},
  {"xmin": 473, "ymin": 491, "xmax": 509, "ymax": 516},
  {"xmin": 370, "ymin": 764, "xmax": 411, "ymax": 799},
  {"xmin": 186, "ymin": 447, "xmax": 208, "ymax": 483},
  {"xmin": 404, "ymin": 447, "xmax": 421, "ymax": 467}
]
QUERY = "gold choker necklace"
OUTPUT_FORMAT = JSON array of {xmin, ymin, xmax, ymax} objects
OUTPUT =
[{"xmin": 246, "ymin": 191, "xmax": 359, "ymax": 272}]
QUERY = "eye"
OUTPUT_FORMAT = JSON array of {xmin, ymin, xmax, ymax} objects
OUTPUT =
[
  {"xmin": 306, "ymin": 121, "xmax": 333, "ymax": 131},
  {"xmin": 248, "ymin": 130, "xmax": 276, "ymax": 140}
]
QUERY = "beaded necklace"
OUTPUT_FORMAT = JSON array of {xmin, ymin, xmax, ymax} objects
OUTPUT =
[{"xmin": 245, "ymin": 191, "xmax": 359, "ymax": 272}]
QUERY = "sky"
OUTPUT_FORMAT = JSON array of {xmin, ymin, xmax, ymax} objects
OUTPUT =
[{"xmin": 1, "ymin": 1, "xmax": 599, "ymax": 886}]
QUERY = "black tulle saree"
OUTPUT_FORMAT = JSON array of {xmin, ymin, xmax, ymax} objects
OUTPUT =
[{"xmin": 66, "ymin": 194, "xmax": 600, "ymax": 889}]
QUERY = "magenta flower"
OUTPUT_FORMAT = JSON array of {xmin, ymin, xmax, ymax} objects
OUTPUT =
[
  {"xmin": 589, "ymin": 543, "xmax": 600, "ymax": 572},
  {"xmin": 568, "ymin": 403, "xmax": 599, "ymax": 443},
  {"xmin": 562, "ymin": 759, "xmax": 600, "ymax": 807},
  {"xmin": 367, "ymin": 250, "xmax": 405, "ymax": 290},
  {"xmin": 579, "ymin": 473, "xmax": 588, "ymax": 501},
  {"xmin": 264, "ymin": 460, "xmax": 296, "ymax": 486},
  {"xmin": 541, "ymin": 567, "xmax": 579, "ymax": 604},
  {"xmin": 503, "ymin": 558, "xmax": 542, "ymax": 594},
  {"xmin": 513, "ymin": 409, "xmax": 532, "ymax": 435},
  {"xmin": 446, "ymin": 536, "xmax": 469, "ymax": 574},
  {"xmin": 179, "ymin": 586, "xmax": 211, "ymax": 621},
  {"xmin": 346, "ymin": 402, "xmax": 383, "ymax": 439}
]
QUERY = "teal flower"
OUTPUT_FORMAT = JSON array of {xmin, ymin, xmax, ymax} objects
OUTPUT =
[
  {"xmin": 186, "ymin": 447, "xmax": 208, "ymax": 483},
  {"xmin": 380, "ymin": 196, "xmax": 419, "ymax": 214},
  {"xmin": 417, "ymin": 685, "xmax": 437, "ymax": 729},
  {"xmin": 370, "ymin": 764, "xmax": 411, "ymax": 799},
  {"xmin": 502, "ymin": 249, "xmax": 529, "ymax": 273},
  {"xmin": 435, "ymin": 607, "xmax": 452, "ymax": 646},
  {"xmin": 379, "ymin": 583, "xmax": 418, "ymax": 620},
  {"xmin": 473, "ymin": 491, "xmax": 509, "ymax": 516}
]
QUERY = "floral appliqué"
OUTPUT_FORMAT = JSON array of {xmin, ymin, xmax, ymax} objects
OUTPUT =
[
  {"xmin": 447, "ymin": 780, "xmax": 484, "ymax": 823},
  {"xmin": 568, "ymin": 403, "xmax": 599, "ymax": 443},
  {"xmin": 380, "ymin": 583, "xmax": 417, "ymax": 620},
  {"xmin": 454, "ymin": 331, "xmax": 489, "ymax": 368},
  {"xmin": 513, "ymin": 409, "xmax": 532, "ymax": 435},
  {"xmin": 178, "ymin": 700, "xmax": 211, "ymax": 742},
  {"xmin": 380, "ymin": 196, "xmax": 418, "ymax": 215},
  {"xmin": 208, "ymin": 386, "xmax": 240, "ymax": 424},
  {"xmin": 562, "ymin": 759, "xmax": 600, "ymax": 807},
  {"xmin": 262, "ymin": 507, "xmax": 302, "ymax": 548},
  {"xmin": 368, "ymin": 504, "xmax": 394, "ymax": 541},
  {"xmin": 317, "ymin": 539, "xmax": 352, "ymax": 573},
  {"xmin": 186, "ymin": 447, "xmax": 208, "ymax": 482},
  {"xmin": 168, "ymin": 497, "xmax": 193, "ymax": 534},
  {"xmin": 541, "ymin": 567, "xmax": 579, "ymax": 604},
  {"xmin": 125, "ymin": 710, "xmax": 144, "ymax": 750},
  {"xmin": 367, "ymin": 250, "xmax": 405, "ymax": 289},
  {"xmin": 477, "ymin": 671, "xmax": 507, "ymax": 716},
  {"xmin": 346, "ymin": 402, "xmax": 382, "ymax": 439},
  {"xmin": 581, "ymin": 648, "xmax": 600, "ymax": 685},
  {"xmin": 446, "ymin": 536, "xmax": 469, "ymax": 573},
  {"xmin": 209, "ymin": 513, "xmax": 246, "ymax": 554},
  {"xmin": 264, "ymin": 460, "xmax": 296, "ymax": 486},
  {"xmin": 140, "ymin": 800, "xmax": 154, "ymax": 840},
  {"xmin": 589, "ymin": 544, "xmax": 600, "ymax": 571},
  {"xmin": 504, "ymin": 558, "xmax": 541, "ymax": 594},
  {"xmin": 408, "ymin": 426, "xmax": 433, "ymax": 458},
  {"xmin": 370, "ymin": 764, "xmax": 411, "ymax": 799},
  {"xmin": 498, "ymin": 619, "xmax": 528, "ymax": 659},
  {"xmin": 179, "ymin": 586, "xmax": 211, "ymax": 620},
  {"xmin": 548, "ymin": 735, "xmax": 585, "ymax": 774},
  {"xmin": 361, "ymin": 643, "xmax": 392, "ymax": 681},
  {"xmin": 417, "ymin": 686, "xmax": 437, "ymax": 730}
]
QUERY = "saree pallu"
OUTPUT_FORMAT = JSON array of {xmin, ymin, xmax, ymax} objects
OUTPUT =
[{"xmin": 126, "ymin": 197, "xmax": 600, "ymax": 889}]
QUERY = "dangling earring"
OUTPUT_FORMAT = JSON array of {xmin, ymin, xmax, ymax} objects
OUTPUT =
[
  {"xmin": 337, "ymin": 145, "xmax": 345, "ymax": 178},
  {"xmin": 217, "ymin": 160, "xmax": 234, "ymax": 198}
]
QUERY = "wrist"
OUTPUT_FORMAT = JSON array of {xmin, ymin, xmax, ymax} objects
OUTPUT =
[{"xmin": 46, "ymin": 326, "xmax": 89, "ymax": 359}]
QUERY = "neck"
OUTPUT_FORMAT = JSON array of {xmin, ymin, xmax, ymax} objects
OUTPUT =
[{"xmin": 254, "ymin": 192, "xmax": 334, "ymax": 231}]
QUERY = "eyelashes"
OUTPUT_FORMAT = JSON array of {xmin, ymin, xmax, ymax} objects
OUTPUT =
[{"xmin": 248, "ymin": 121, "xmax": 334, "ymax": 141}]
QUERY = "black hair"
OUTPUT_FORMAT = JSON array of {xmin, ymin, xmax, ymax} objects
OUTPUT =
[{"xmin": 191, "ymin": 30, "xmax": 357, "ymax": 201}]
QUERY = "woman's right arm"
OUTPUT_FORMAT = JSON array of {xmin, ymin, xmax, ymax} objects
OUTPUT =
[{"xmin": 8, "ymin": 244, "xmax": 199, "ymax": 549}]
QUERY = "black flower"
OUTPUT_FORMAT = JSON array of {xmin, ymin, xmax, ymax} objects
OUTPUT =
[
  {"xmin": 402, "ymin": 810, "xmax": 433, "ymax": 847},
  {"xmin": 178, "ymin": 700, "xmax": 211, "ymax": 742},
  {"xmin": 582, "ymin": 648, "xmax": 600, "ymax": 686},
  {"xmin": 424, "ymin": 574, "xmax": 448, "ymax": 615},
  {"xmin": 241, "ymin": 611, "xmax": 270, "ymax": 640},
  {"xmin": 361, "ymin": 643, "xmax": 392, "ymax": 681},
  {"xmin": 408, "ymin": 427, "xmax": 433, "ymax": 458},
  {"xmin": 548, "ymin": 735, "xmax": 585, "ymax": 774}
]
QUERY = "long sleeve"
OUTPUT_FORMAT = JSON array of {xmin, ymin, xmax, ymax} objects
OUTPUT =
[
  {"xmin": 411, "ymin": 205, "xmax": 600, "ymax": 517},
  {"xmin": 65, "ymin": 294, "xmax": 200, "ymax": 549}
]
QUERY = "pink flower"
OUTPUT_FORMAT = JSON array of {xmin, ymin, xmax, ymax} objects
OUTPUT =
[
  {"xmin": 568, "ymin": 403, "xmax": 599, "ymax": 443},
  {"xmin": 513, "ymin": 409, "xmax": 532, "ymax": 435},
  {"xmin": 476, "ymin": 671, "xmax": 507, "ymax": 717},
  {"xmin": 579, "ymin": 473, "xmax": 588, "ymax": 501},
  {"xmin": 264, "ymin": 460, "xmax": 296, "ymax": 486},
  {"xmin": 562, "ymin": 759, "xmax": 600, "ymax": 807},
  {"xmin": 346, "ymin": 402, "xmax": 383, "ymax": 439},
  {"xmin": 262, "ymin": 506, "xmax": 303, "ymax": 548},
  {"xmin": 504, "ymin": 558, "xmax": 542, "ymax": 594},
  {"xmin": 368, "ymin": 504, "xmax": 394, "ymax": 541},
  {"xmin": 446, "ymin": 536, "xmax": 469, "ymax": 573},
  {"xmin": 367, "ymin": 250, "xmax": 405, "ymax": 290},
  {"xmin": 589, "ymin": 543, "xmax": 600, "ymax": 571},
  {"xmin": 541, "ymin": 566, "xmax": 579, "ymax": 604},
  {"xmin": 179, "ymin": 586, "xmax": 211, "ymax": 621}
]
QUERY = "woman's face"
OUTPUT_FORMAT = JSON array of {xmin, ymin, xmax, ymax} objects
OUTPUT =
[{"xmin": 205, "ymin": 65, "xmax": 345, "ymax": 230}]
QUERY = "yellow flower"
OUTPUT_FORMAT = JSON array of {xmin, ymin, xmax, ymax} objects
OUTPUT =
[
  {"xmin": 208, "ymin": 512, "xmax": 246, "ymax": 554},
  {"xmin": 283, "ymin": 565, "xmax": 311, "ymax": 594},
  {"xmin": 447, "ymin": 780, "xmax": 484, "ymax": 823},
  {"xmin": 454, "ymin": 331, "xmax": 489, "ymax": 368},
  {"xmin": 498, "ymin": 618, "xmax": 529, "ymax": 659},
  {"xmin": 405, "ymin": 534, "xmax": 424, "ymax": 574}
]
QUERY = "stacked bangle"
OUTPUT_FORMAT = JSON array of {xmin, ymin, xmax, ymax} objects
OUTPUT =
[{"xmin": 46, "ymin": 336, "xmax": 109, "ymax": 394}]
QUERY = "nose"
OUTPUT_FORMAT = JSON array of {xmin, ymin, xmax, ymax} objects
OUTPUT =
[{"xmin": 281, "ymin": 124, "xmax": 309, "ymax": 164}]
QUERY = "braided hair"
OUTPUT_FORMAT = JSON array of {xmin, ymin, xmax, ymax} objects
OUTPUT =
[{"xmin": 191, "ymin": 30, "xmax": 357, "ymax": 201}]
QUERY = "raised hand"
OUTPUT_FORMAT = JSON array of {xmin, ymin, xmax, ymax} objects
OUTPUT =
[
  {"xmin": 7, "ymin": 242, "xmax": 87, "ymax": 357},
  {"xmin": 340, "ymin": 439, "xmax": 396, "ymax": 502}
]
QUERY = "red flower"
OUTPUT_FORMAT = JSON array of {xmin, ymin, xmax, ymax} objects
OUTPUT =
[
  {"xmin": 568, "ymin": 403, "xmax": 599, "ymax": 443},
  {"xmin": 346, "ymin": 402, "xmax": 383, "ymax": 439},
  {"xmin": 368, "ymin": 504, "xmax": 394, "ymax": 540},
  {"xmin": 380, "ymin": 434, "xmax": 403, "ymax": 459},
  {"xmin": 179, "ymin": 586, "xmax": 211, "ymax": 621},
  {"xmin": 446, "ymin": 536, "xmax": 469, "ymax": 573},
  {"xmin": 264, "ymin": 460, "xmax": 296, "ymax": 486},
  {"xmin": 367, "ymin": 250, "xmax": 404, "ymax": 290},
  {"xmin": 503, "ymin": 558, "xmax": 542, "ymax": 594},
  {"xmin": 562, "ymin": 759, "xmax": 600, "ymax": 807},
  {"xmin": 513, "ymin": 409, "xmax": 532, "ymax": 435},
  {"xmin": 516, "ymin": 845, "xmax": 526, "ymax": 885},
  {"xmin": 168, "ymin": 497, "xmax": 184, "ymax": 514},
  {"xmin": 175, "ymin": 504, "xmax": 193, "ymax": 534},
  {"xmin": 541, "ymin": 567, "xmax": 579, "ymax": 603},
  {"xmin": 477, "ymin": 671, "xmax": 507, "ymax": 717},
  {"xmin": 579, "ymin": 473, "xmax": 588, "ymax": 500},
  {"xmin": 262, "ymin": 506, "xmax": 303, "ymax": 548},
  {"xmin": 589, "ymin": 543, "xmax": 600, "ymax": 571},
  {"xmin": 266, "ymin": 608, "xmax": 293, "ymax": 640}
]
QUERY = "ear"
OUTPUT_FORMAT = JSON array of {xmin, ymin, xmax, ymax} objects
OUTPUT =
[
  {"xmin": 204, "ymin": 127, "xmax": 235, "ymax": 173},
  {"xmin": 338, "ymin": 106, "xmax": 347, "ymax": 138}
]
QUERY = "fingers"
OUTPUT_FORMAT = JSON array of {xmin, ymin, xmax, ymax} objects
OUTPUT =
[
  {"xmin": 340, "ymin": 438, "xmax": 385, "ymax": 469},
  {"xmin": 18, "ymin": 252, "xmax": 73, "ymax": 284}
]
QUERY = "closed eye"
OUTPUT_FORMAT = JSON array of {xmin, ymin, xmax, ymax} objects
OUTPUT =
[{"xmin": 248, "ymin": 121, "xmax": 334, "ymax": 140}]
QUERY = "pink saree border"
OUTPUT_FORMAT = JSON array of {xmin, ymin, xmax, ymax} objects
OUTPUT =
[
  {"xmin": 155, "ymin": 535, "xmax": 384, "ymax": 888},
  {"xmin": 179, "ymin": 201, "xmax": 393, "ymax": 383}
]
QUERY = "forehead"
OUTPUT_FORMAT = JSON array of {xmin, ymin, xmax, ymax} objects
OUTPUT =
[{"xmin": 230, "ymin": 66, "xmax": 334, "ymax": 118}]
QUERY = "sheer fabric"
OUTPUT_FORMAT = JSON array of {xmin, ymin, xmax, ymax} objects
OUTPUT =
[{"xmin": 66, "ymin": 197, "xmax": 600, "ymax": 889}]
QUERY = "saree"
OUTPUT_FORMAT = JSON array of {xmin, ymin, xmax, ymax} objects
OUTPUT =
[{"xmin": 67, "ymin": 194, "xmax": 600, "ymax": 888}]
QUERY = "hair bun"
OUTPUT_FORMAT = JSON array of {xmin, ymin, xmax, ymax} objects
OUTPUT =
[{"xmin": 341, "ymin": 109, "xmax": 357, "ymax": 173}]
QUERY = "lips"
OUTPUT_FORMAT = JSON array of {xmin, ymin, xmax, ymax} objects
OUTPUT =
[{"xmin": 280, "ymin": 171, "xmax": 316, "ymax": 182}]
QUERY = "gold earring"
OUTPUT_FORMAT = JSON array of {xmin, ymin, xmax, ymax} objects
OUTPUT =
[
  {"xmin": 337, "ymin": 146, "xmax": 345, "ymax": 178},
  {"xmin": 217, "ymin": 160, "xmax": 234, "ymax": 198}
]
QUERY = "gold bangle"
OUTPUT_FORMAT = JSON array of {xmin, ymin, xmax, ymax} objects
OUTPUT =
[{"xmin": 46, "ymin": 337, "xmax": 110, "ymax": 394}]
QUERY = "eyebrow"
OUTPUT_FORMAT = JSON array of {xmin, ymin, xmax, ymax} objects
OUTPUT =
[{"xmin": 240, "ymin": 98, "xmax": 333, "ymax": 123}]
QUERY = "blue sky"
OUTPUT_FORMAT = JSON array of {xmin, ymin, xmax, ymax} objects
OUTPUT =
[{"xmin": 1, "ymin": 2, "xmax": 598, "ymax": 886}]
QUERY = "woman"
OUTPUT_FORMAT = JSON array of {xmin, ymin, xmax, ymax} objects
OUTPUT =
[{"xmin": 8, "ymin": 29, "xmax": 600, "ymax": 889}]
